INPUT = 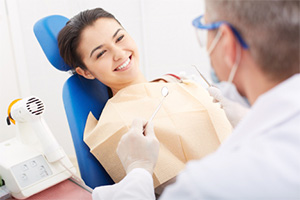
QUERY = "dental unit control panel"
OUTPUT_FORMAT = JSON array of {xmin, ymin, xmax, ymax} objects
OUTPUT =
[{"xmin": 0, "ymin": 96, "xmax": 76, "ymax": 199}]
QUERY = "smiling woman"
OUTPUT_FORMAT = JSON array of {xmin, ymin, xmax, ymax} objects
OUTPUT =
[
  {"xmin": 77, "ymin": 17, "xmax": 147, "ymax": 95},
  {"xmin": 57, "ymin": 7, "xmax": 232, "ymax": 196},
  {"xmin": 58, "ymin": 8, "xmax": 147, "ymax": 96}
]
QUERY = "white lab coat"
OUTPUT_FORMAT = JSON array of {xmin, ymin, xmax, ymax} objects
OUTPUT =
[{"xmin": 93, "ymin": 74, "xmax": 300, "ymax": 200}]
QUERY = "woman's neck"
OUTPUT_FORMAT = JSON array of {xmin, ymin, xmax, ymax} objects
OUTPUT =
[{"xmin": 111, "ymin": 74, "xmax": 148, "ymax": 96}]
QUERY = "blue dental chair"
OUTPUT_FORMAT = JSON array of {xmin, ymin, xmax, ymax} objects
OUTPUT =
[{"xmin": 33, "ymin": 15, "xmax": 114, "ymax": 189}]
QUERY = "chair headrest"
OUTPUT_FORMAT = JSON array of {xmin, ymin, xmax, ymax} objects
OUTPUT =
[{"xmin": 34, "ymin": 15, "xmax": 71, "ymax": 71}]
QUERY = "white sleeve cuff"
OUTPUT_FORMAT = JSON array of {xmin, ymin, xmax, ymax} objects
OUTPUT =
[{"xmin": 92, "ymin": 168, "xmax": 155, "ymax": 200}]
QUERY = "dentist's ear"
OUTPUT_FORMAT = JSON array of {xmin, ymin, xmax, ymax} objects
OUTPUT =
[
  {"xmin": 218, "ymin": 24, "xmax": 238, "ymax": 70},
  {"xmin": 75, "ymin": 67, "xmax": 95, "ymax": 79}
]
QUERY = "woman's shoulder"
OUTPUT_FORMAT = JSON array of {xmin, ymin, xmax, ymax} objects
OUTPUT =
[{"xmin": 151, "ymin": 74, "xmax": 183, "ymax": 83}]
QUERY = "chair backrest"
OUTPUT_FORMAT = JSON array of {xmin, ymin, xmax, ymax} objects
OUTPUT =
[{"xmin": 33, "ymin": 15, "xmax": 114, "ymax": 188}]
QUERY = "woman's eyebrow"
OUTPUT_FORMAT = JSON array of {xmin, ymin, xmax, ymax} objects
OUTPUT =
[
  {"xmin": 90, "ymin": 45, "xmax": 103, "ymax": 57},
  {"xmin": 113, "ymin": 28, "xmax": 122, "ymax": 38},
  {"xmin": 89, "ymin": 28, "xmax": 123, "ymax": 58}
]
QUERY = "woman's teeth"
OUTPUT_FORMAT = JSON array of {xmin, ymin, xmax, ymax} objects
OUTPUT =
[{"xmin": 116, "ymin": 58, "xmax": 130, "ymax": 71}]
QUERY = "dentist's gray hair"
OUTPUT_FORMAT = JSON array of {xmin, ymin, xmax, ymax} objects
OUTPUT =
[{"xmin": 205, "ymin": 0, "xmax": 300, "ymax": 81}]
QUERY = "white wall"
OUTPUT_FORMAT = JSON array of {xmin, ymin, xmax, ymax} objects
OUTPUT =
[
  {"xmin": 0, "ymin": 0, "xmax": 21, "ymax": 142},
  {"xmin": 1, "ymin": 0, "xmax": 210, "ymax": 158}
]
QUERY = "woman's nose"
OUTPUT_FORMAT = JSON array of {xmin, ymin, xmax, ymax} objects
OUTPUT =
[{"xmin": 112, "ymin": 46, "xmax": 126, "ymax": 61}]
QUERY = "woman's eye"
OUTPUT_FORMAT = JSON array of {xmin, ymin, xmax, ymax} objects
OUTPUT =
[
  {"xmin": 116, "ymin": 35, "xmax": 124, "ymax": 43},
  {"xmin": 96, "ymin": 50, "xmax": 106, "ymax": 59}
]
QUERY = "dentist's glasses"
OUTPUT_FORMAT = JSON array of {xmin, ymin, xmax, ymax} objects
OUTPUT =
[{"xmin": 192, "ymin": 15, "xmax": 249, "ymax": 49}]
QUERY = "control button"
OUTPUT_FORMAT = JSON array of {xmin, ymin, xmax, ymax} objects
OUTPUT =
[
  {"xmin": 40, "ymin": 171, "xmax": 48, "ymax": 177},
  {"xmin": 30, "ymin": 160, "xmax": 37, "ymax": 167},
  {"xmin": 21, "ymin": 174, "xmax": 27, "ymax": 180},
  {"xmin": 22, "ymin": 165, "xmax": 28, "ymax": 171},
  {"xmin": 39, "ymin": 166, "xmax": 45, "ymax": 171}
]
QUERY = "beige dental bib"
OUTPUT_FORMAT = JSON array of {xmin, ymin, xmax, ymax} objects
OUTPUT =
[{"xmin": 83, "ymin": 80, "xmax": 232, "ymax": 188}]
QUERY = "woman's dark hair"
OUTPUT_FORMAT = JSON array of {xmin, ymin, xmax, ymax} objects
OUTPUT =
[{"xmin": 58, "ymin": 8, "xmax": 121, "ymax": 72}]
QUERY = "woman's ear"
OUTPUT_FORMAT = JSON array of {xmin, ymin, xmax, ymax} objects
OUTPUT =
[
  {"xmin": 75, "ymin": 67, "xmax": 95, "ymax": 79},
  {"xmin": 219, "ymin": 24, "xmax": 237, "ymax": 69}
]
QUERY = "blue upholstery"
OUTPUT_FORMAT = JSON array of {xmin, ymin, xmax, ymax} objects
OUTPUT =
[
  {"xmin": 34, "ymin": 15, "xmax": 71, "ymax": 71},
  {"xmin": 33, "ymin": 15, "xmax": 114, "ymax": 188}
]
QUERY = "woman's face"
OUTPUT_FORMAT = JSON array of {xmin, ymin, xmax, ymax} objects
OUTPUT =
[{"xmin": 76, "ymin": 18, "xmax": 142, "ymax": 92}]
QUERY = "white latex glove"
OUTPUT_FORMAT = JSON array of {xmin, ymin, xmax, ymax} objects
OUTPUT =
[
  {"xmin": 207, "ymin": 86, "xmax": 249, "ymax": 128},
  {"xmin": 117, "ymin": 119, "xmax": 160, "ymax": 175}
]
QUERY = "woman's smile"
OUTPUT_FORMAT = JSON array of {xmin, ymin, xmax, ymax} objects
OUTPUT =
[{"xmin": 114, "ymin": 55, "xmax": 132, "ymax": 72}]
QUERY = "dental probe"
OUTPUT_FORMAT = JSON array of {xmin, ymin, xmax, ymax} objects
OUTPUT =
[{"xmin": 192, "ymin": 65, "xmax": 212, "ymax": 87}]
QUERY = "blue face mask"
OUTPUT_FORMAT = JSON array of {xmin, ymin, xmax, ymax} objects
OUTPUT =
[
  {"xmin": 210, "ymin": 68, "xmax": 220, "ymax": 84},
  {"xmin": 217, "ymin": 81, "xmax": 250, "ymax": 108},
  {"xmin": 210, "ymin": 67, "xmax": 250, "ymax": 107},
  {"xmin": 207, "ymin": 30, "xmax": 250, "ymax": 108},
  {"xmin": 210, "ymin": 67, "xmax": 250, "ymax": 108}
]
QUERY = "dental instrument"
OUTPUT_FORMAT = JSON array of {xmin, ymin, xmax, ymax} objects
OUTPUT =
[
  {"xmin": 192, "ymin": 65, "xmax": 212, "ymax": 87},
  {"xmin": 144, "ymin": 87, "xmax": 169, "ymax": 132}
]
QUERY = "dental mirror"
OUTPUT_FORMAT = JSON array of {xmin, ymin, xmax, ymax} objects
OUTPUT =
[
  {"xmin": 144, "ymin": 86, "xmax": 169, "ymax": 132},
  {"xmin": 161, "ymin": 86, "xmax": 169, "ymax": 97}
]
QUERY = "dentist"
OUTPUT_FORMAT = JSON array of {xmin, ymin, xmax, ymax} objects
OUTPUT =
[{"xmin": 93, "ymin": 0, "xmax": 300, "ymax": 199}]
